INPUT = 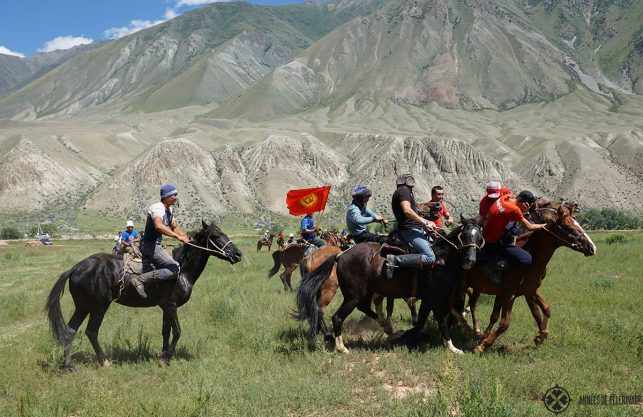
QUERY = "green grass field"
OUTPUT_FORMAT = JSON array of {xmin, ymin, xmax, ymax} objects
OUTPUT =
[{"xmin": 0, "ymin": 231, "xmax": 641, "ymax": 416}]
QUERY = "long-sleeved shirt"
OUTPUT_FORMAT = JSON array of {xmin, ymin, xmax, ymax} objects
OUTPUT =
[{"xmin": 346, "ymin": 203, "xmax": 378, "ymax": 236}]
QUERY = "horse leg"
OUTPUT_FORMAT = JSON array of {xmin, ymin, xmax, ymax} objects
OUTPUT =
[
  {"xmin": 475, "ymin": 295, "xmax": 516, "ymax": 354},
  {"xmin": 159, "ymin": 305, "xmax": 180, "ymax": 366},
  {"xmin": 468, "ymin": 290, "xmax": 482, "ymax": 335},
  {"xmin": 482, "ymin": 296, "xmax": 503, "ymax": 338},
  {"xmin": 533, "ymin": 289, "xmax": 551, "ymax": 345},
  {"xmin": 85, "ymin": 310, "xmax": 109, "ymax": 367},
  {"xmin": 64, "ymin": 308, "xmax": 88, "ymax": 369},
  {"xmin": 280, "ymin": 266, "xmax": 295, "ymax": 292},
  {"xmin": 374, "ymin": 295, "xmax": 394, "ymax": 335},
  {"xmin": 162, "ymin": 309, "xmax": 171, "ymax": 354},
  {"xmin": 435, "ymin": 304, "xmax": 464, "ymax": 355},
  {"xmin": 400, "ymin": 298, "xmax": 431, "ymax": 345},
  {"xmin": 331, "ymin": 298, "xmax": 359, "ymax": 354},
  {"xmin": 317, "ymin": 270, "xmax": 339, "ymax": 342},
  {"xmin": 405, "ymin": 297, "xmax": 418, "ymax": 325}
]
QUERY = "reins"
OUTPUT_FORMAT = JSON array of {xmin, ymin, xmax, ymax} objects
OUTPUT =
[
  {"xmin": 533, "ymin": 206, "xmax": 581, "ymax": 248},
  {"xmin": 185, "ymin": 237, "xmax": 232, "ymax": 257}
]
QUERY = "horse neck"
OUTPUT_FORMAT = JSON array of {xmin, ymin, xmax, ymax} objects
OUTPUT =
[
  {"xmin": 525, "ymin": 230, "xmax": 561, "ymax": 266},
  {"xmin": 174, "ymin": 245, "xmax": 210, "ymax": 285}
]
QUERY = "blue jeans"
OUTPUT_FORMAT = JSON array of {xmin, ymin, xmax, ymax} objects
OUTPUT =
[
  {"xmin": 141, "ymin": 241, "xmax": 180, "ymax": 280},
  {"xmin": 484, "ymin": 242, "xmax": 533, "ymax": 269},
  {"xmin": 397, "ymin": 228, "xmax": 436, "ymax": 264}
]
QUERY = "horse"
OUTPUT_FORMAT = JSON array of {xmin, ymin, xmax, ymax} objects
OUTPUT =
[
  {"xmin": 463, "ymin": 200, "xmax": 596, "ymax": 354},
  {"xmin": 267, "ymin": 243, "xmax": 308, "ymax": 291},
  {"xmin": 322, "ymin": 231, "xmax": 339, "ymax": 247},
  {"xmin": 257, "ymin": 234, "xmax": 275, "ymax": 252},
  {"xmin": 295, "ymin": 216, "xmax": 485, "ymax": 354},
  {"xmin": 45, "ymin": 220, "xmax": 243, "ymax": 369}
]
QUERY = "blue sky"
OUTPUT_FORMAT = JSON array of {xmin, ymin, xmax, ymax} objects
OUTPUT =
[{"xmin": 1, "ymin": 0, "xmax": 302, "ymax": 57}]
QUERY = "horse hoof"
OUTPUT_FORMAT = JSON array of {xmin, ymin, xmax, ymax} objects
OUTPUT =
[
  {"xmin": 158, "ymin": 357, "xmax": 169, "ymax": 367},
  {"xmin": 534, "ymin": 333, "xmax": 548, "ymax": 346},
  {"xmin": 475, "ymin": 329, "xmax": 483, "ymax": 337},
  {"xmin": 102, "ymin": 359, "xmax": 111, "ymax": 367},
  {"xmin": 335, "ymin": 347, "xmax": 349, "ymax": 354},
  {"xmin": 474, "ymin": 345, "xmax": 485, "ymax": 355}
]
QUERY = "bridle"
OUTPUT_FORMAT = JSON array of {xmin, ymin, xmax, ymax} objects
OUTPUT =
[
  {"xmin": 185, "ymin": 232, "xmax": 233, "ymax": 257},
  {"xmin": 434, "ymin": 223, "xmax": 485, "ymax": 251},
  {"xmin": 533, "ymin": 206, "xmax": 583, "ymax": 249}
]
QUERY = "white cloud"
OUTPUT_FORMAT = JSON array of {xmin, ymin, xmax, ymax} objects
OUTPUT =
[
  {"xmin": 104, "ymin": 18, "xmax": 167, "ymax": 39},
  {"xmin": 101, "ymin": 1, "xmax": 223, "ymax": 40},
  {"xmin": 0, "ymin": 45, "xmax": 26, "ymax": 58},
  {"xmin": 38, "ymin": 36, "xmax": 93, "ymax": 53},
  {"xmin": 176, "ymin": 0, "xmax": 221, "ymax": 7}
]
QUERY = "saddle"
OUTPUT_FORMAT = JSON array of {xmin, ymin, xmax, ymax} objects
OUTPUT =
[{"xmin": 123, "ymin": 252, "xmax": 143, "ymax": 275}]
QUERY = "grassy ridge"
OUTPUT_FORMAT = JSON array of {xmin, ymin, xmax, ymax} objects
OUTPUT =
[{"xmin": 0, "ymin": 232, "xmax": 641, "ymax": 416}]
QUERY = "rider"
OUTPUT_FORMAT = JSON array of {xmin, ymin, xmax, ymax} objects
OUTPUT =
[
  {"xmin": 479, "ymin": 181, "xmax": 512, "ymax": 217},
  {"xmin": 262, "ymin": 230, "xmax": 270, "ymax": 242},
  {"xmin": 301, "ymin": 213, "xmax": 326, "ymax": 248},
  {"xmin": 130, "ymin": 184, "xmax": 191, "ymax": 299},
  {"xmin": 346, "ymin": 186, "xmax": 389, "ymax": 244},
  {"xmin": 387, "ymin": 173, "xmax": 437, "ymax": 279},
  {"xmin": 287, "ymin": 233, "xmax": 294, "ymax": 245},
  {"xmin": 424, "ymin": 186, "xmax": 453, "ymax": 229},
  {"xmin": 481, "ymin": 190, "xmax": 547, "ymax": 284},
  {"xmin": 120, "ymin": 220, "xmax": 140, "ymax": 254}
]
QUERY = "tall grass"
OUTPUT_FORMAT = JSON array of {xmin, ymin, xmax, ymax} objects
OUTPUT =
[{"xmin": 0, "ymin": 233, "xmax": 641, "ymax": 416}]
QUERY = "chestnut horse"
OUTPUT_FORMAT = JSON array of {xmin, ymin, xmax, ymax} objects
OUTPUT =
[
  {"xmin": 257, "ymin": 234, "xmax": 275, "ymax": 252},
  {"xmin": 267, "ymin": 243, "xmax": 309, "ymax": 291},
  {"xmin": 296, "ymin": 217, "xmax": 485, "ymax": 353},
  {"xmin": 464, "ymin": 200, "xmax": 596, "ymax": 354},
  {"xmin": 45, "ymin": 221, "xmax": 243, "ymax": 369}
]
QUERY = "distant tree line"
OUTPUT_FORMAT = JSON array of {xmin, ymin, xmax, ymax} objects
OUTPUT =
[
  {"xmin": 0, "ymin": 224, "xmax": 59, "ymax": 240},
  {"xmin": 577, "ymin": 208, "xmax": 642, "ymax": 230}
]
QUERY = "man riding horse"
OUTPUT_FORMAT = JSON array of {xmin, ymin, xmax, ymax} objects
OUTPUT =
[
  {"xmin": 386, "ymin": 173, "xmax": 437, "ymax": 279},
  {"xmin": 130, "ymin": 184, "xmax": 191, "ymax": 299},
  {"xmin": 481, "ymin": 190, "xmax": 547, "ymax": 284},
  {"xmin": 345, "ymin": 186, "xmax": 389, "ymax": 244},
  {"xmin": 301, "ymin": 213, "xmax": 326, "ymax": 248}
]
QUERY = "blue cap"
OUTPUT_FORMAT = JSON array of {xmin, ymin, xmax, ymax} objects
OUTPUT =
[{"xmin": 160, "ymin": 184, "xmax": 178, "ymax": 200}]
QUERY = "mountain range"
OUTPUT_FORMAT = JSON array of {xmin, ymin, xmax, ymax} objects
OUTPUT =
[{"xmin": 0, "ymin": 0, "xmax": 641, "ymax": 230}]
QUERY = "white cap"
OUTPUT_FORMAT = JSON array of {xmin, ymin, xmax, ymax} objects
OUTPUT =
[
  {"xmin": 126, "ymin": 220, "xmax": 134, "ymax": 228},
  {"xmin": 289, "ymin": 233, "xmax": 294, "ymax": 237}
]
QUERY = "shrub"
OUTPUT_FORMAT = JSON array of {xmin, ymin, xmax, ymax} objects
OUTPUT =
[
  {"xmin": 0, "ymin": 226, "xmax": 21, "ymax": 239},
  {"xmin": 606, "ymin": 234, "xmax": 628, "ymax": 245},
  {"xmin": 577, "ymin": 208, "xmax": 642, "ymax": 230}
]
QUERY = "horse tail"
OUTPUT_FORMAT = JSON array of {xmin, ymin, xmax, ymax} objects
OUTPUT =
[
  {"xmin": 292, "ymin": 254, "xmax": 337, "ymax": 336},
  {"xmin": 267, "ymin": 250, "xmax": 281, "ymax": 278},
  {"xmin": 45, "ymin": 268, "xmax": 75, "ymax": 345}
]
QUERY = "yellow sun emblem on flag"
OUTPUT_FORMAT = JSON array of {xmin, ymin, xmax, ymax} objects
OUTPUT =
[{"xmin": 300, "ymin": 193, "xmax": 318, "ymax": 208}]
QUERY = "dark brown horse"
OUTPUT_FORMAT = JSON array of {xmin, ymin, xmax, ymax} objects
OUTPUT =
[
  {"xmin": 464, "ymin": 200, "xmax": 596, "ymax": 354},
  {"xmin": 296, "ymin": 217, "xmax": 485, "ymax": 353},
  {"xmin": 45, "ymin": 221, "xmax": 243, "ymax": 369},
  {"xmin": 257, "ymin": 234, "xmax": 275, "ymax": 252}
]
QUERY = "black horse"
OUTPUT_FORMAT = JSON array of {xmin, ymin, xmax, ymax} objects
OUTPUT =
[
  {"xmin": 45, "ymin": 220, "xmax": 242, "ymax": 369},
  {"xmin": 296, "ymin": 216, "xmax": 485, "ymax": 354}
]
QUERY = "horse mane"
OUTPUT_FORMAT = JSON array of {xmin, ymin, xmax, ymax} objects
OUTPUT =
[{"xmin": 171, "ymin": 223, "xmax": 217, "ymax": 266}]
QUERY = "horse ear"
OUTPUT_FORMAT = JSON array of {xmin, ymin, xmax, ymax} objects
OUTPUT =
[
  {"xmin": 201, "ymin": 219, "xmax": 208, "ymax": 229},
  {"xmin": 460, "ymin": 214, "xmax": 467, "ymax": 224}
]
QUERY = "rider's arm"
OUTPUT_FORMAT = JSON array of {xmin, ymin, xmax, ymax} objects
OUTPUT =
[
  {"xmin": 400, "ymin": 200, "xmax": 435, "ymax": 231},
  {"xmin": 518, "ymin": 217, "xmax": 546, "ymax": 232},
  {"xmin": 348, "ymin": 205, "xmax": 377, "ymax": 225},
  {"xmin": 153, "ymin": 216, "xmax": 189, "ymax": 243}
]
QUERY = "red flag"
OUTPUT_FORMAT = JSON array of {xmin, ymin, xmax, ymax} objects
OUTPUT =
[{"xmin": 286, "ymin": 186, "xmax": 331, "ymax": 216}]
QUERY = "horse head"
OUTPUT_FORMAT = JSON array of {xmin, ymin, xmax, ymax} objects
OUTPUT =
[
  {"xmin": 457, "ymin": 214, "xmax": 486, "ymax": 270},
  {"xmin": 197, "ymin": 220, "xmax": 243, "ymax": 263},
  {"xmin": 533, "ymin": 200, "xmax": 597, "ymax": 257}
]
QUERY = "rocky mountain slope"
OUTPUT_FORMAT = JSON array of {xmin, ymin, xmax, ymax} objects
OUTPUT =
[{"xmin": 0, "ymin": 0, "xmax": 641, "ymax": 226}]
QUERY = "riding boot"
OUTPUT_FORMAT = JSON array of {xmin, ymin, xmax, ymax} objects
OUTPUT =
[
  {"xmin": 130, "ymin": 270, "xmax": 161, "ymax": 299},
  {"xmin": 386, "ymin": 254, "xmax": 431, "ymax": 279}
]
